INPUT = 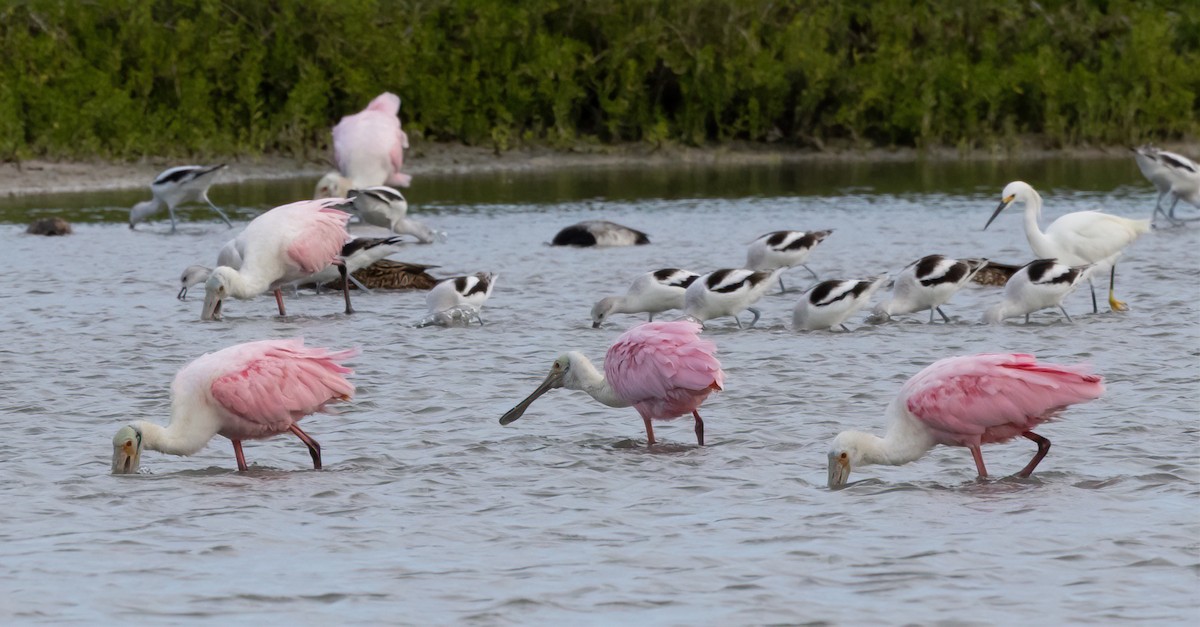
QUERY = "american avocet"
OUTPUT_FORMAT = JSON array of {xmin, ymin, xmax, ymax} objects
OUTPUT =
[
  {"xmin": 745, "ymin": 229, "xmax": 833, "ymax": 292},
  {"xmin": 200, "ymin": 199, "xmax": 353, "ymax": 320},
  {"xmin": 984, "ymin": 181, "xmax": 1150, "ymax": 313},
  {"xmin": 551, "ymin": 221, "xmax": 650, "ymax": 247},
  {"xmin": 793, "ymin": 276, "xmax": 887, "ymax": 331},
  {"xmin": 683, "ymin": 268, "xmax": 779, "ymax": 328},
  {"xmin": 130, "ymin": 165, "xmax": 232, "ymax": 232},
  {"xmin": 347, "ymin": 186, "xmax": 440, "ymax": 243},
  {"xmin": 111, "ymin": 338, "xmax": 355, "ymax": 473},
  {"xmin": 983, "ymin": 259, "xmax": 1090, "ymax": 324},
  {"xmin": 426, "ymin": 272, "xmax": 498, "ymax": 325},
  {"xmin": 500, "ymin": 320, "xmax": 723, "ymax": 446},
  {"xmin": 872, "ymin": 255, "xmax": 987, "ymax": 323},
  {"xmin": 323, "ymin": 92, "xmax": 411, "ymax": 195},
  {"xmin": 1131, "ymin": 145, "xmax": 1200, "ymax": 226},
  {"xmin": 591, "ymin": 268, "xmax": 700, "ymax": 328},
  {"xmin": 177, "ymin": 237, "xmax": 246, "ymax": 300},
  {"xmin": 300, "ymin": 235, "xmax": 408, "ymax": 292},
  {"xmin": 827, "ymin": 353, "xmax": 1103, "ymax": 487}
]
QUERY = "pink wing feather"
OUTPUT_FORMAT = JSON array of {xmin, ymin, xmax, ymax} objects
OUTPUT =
[
  {"xmin": 209, "ymin": 339, "xmax": 357, "ymax": 440},
  {"xmin": 605, "ymin": 321, "xmax": 724, "ymax": 421},
  {"xmin": 285, "ymin": 202, "xmax": 351, "ymax": 274},
  {"xmin": 903, "ymin": 353, "xmax": 1104, "ymax": 446}
]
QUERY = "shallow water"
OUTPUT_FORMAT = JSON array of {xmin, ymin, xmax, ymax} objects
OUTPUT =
[{"xmin": 1, "ymin": 159, "xmax": 1197, "ymax": 624}]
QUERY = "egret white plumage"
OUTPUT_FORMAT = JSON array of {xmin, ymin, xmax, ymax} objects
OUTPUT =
[
  {"xmin": 1131, "ymin": 145, "xmax": 1200, "ymax": 226},
  {"xmin": 683, "ymin": 268, "xmax": 779, "ymax": 328},
  {"xmin": 872, "ymin": 255, "xmax": 987, "ymax": 323},
  {"xmin": 984, "ymin": 181, "xmax": 1149, "ymax": 313},
  {"xmin": 591, "ymin": 268, "xmax": 699, "ymax": 328},
  {"xmin": 426, "ymin": 272, "xmax": 498, "ymax": 325},
  {"xmin": 346, "ymin": 186, "xmax": 440, "ymax": 243},
  {"xmin": 793, "ymin": 276, "xmax": 887, "ymax": 331},
  {"xmin": 745, "ymin": 229, "xmax": 833, "ymax": 292},
  {"xmin": 983, "ymin": 259, "xmax": 1090, "ymax": 324},
  {"xmin": 130, "ymin": 165, "xmax": 232, "ymax": 232}
]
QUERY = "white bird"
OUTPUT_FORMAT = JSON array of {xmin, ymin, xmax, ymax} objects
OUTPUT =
[
  {"xmin": 299, "ymin": 235, "xmax": 408, "ymax": 292},
  {"xmin": 551, "ymin": 221, "xmax": 649, "ymax": 247},
  {"xmin": 591, "ymin": 268, "xmax": 700, "ymax": 328},
  {"xmin": 1131, "ymin": 145, "xmax": 1200, "ymax": 226},
  {"xmin": 872, "ymin": 255, "xmax": 988, "ymax": 323},
  {"xmin": 745, "ymin": 229, "xmax": 833, "ymax": 292},
  {"xmin": 426, "ymin": 272, "xmax": 498, "ymax": 325},
  {"xmin": 984, "ymin": 181, "xmax": 1150, "ymax": 313},
  {"xmin": 177, "ymin": 237, "xmax": 246, "ymax": 300},
  {"xmin": 131, "ymin": 165, "xmax": 233, "ymax": 232},
  {"xmin": 683, "ymin": 268, "xmax": 779, "ymax": 328},
  {"xmin": 983, "ymin": 259, "xmax": 1091, "ymax": 324},
  {"xmin": 346, "ymin": 186, "xmax": 440, "ymax": 243},
  {"xmin": 793, "ymin": 276, "xmax": 888, "ymax": 331},
  {"xmin": 201, "ymin": 199, "xmax": 354, "ymax": 320}
]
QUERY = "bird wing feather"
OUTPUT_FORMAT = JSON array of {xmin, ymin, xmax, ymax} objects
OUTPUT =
[{"xmin": 605, "ymin": 321, "xmax": 724, "ymax": 417}]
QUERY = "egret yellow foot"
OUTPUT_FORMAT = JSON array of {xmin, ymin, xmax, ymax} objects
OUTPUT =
[{"xmin": 1108, "ymin": 291, "xmax": 1128, "ymax": 312}]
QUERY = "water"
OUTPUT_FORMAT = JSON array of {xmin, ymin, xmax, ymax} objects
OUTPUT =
[{"xmin": 1, "ymin": 158, "xmax": 1197, "ymax": 624}]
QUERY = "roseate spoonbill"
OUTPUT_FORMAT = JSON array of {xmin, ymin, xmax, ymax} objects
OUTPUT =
[
  {"xmin": 499, "ymin": 320, "xmax": 723, "ymax": 446},
  {"xmin": 683, "ymin": 268, "xmax": 780, "ymax": 328},
  {"xmin": 346, "ymin": 186, "xmax": 441, "ymax": 243},
  {"xmin": 984, "ymin": 181, "xmax": 1150, "ymax": 312},
  {"xmin": 983, "ymin": 259, "xmax": 1091, "ymax": 324},
  {"xmin": 872, "ymin": 255, "xmax": 988, "ymax": 323},
  {"xmin": 200, "ymin": 199, "xmax": 354, "ymax": 320},
  {"xmin": 793, "ymin": 275, "xmax": 888, "ymax": 331},
  {"xmin": 177, "ymin": 237, "xmax": 245, "ymax": 300},
  {"xmin": 591, "ymin": 268, "xmax": 700, "ymax": 328},
  {"xmin": 551, "ymin": 221, "xmax": 650, "ymax": 247},
  {"xmin": 111, "ymin": 339, "xmax": 356, "ymax": 474},
  {"xmin": 425, "ymin": 272, "xmax": 497, "ymax": 325},
  {"xmin": 130, "ymin": 165, "xmax": 232, "ymax": 232},
  {"xmin": 827, "ymin": 353, "xmax": 1104, "ymax": 488},
  {"xmin": 319, "ymin": 92, "xmax": 411, "ymax": 197},
  {"xmin": 1131, "ymin": 145, "xmax": 1200, "ymax": 226},
  {"xmin": 745, "ymin": 229, "xmax": 833, "ymax": 292}
]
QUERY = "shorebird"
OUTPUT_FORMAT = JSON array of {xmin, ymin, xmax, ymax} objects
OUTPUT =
[
  {"xmin": 1131, "ymin": 145, "xmax": 1200, "ymax": 226},
  {"xmin": 793, "ymin": 276, "xmax": 888, "ymax": 331},
  {"xmin": 551, "ymin": 221, "xmax": 650, "ymax": 247},
  {"xmin": 299, "ymin": 236, "xmax": 408, "ymax": 292},
  {"xmin": 425, "ymin": 272, "xmax": 498, "ymax": 325},
  {"xmin": 346, "ymin": 186, "xmax": 440, "ymax": 242},
  {"xmin": 745, "ymin": 229, "xmax": 833, "ymax": 292},
  {"xmin": 130, "ymin": 165, "xmax": 232, "ymax": 232},
  {"xmin": 872, "ymin": 255, "xmax": 987, "ymax": 323},
  {"xmin": 982, "ymin": 259, "xmax": 1091, "ymax": 324},
  {"xmin": 591, "ymin": 268, "xmax": 700, "ymax": 328},
  {"xmin": 683, "ymin": 268, "xmax": 780, "ymax": 328}
]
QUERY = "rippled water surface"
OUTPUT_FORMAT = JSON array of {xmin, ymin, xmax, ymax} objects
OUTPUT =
[{"xmin": 1, "ymin": 159, "xmax": 1197, "ymax": 624}]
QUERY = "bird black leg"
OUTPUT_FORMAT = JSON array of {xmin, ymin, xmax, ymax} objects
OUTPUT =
[
  {"xmin": 1059, "ymin": 306, "xmax": 1073, "ymax": 323},
  {"xmin": 168, "ymin": 208, "xmax": 179, "ymax": 233},
  {"xmin": 1088, "ymin": 278, "xmax": 1098, "ymax": 314},
  {"xmin": 840, "ymin": 323, "xmax": 850, "ymax": 332},
  {"xmin": 777, "ymin": 276, "xmax": 787, "ymax": 293},
  {"xmin": 338, "ymin": 264, "xmax": 355, "ymax": 315},
  {"xmin": 206, "ymin": 197, "xmax": 234, "ymax": 228},
  {"xmin": 289, "ymin": 425, "xmax": 322, "ymax": 470},
  {"xmin": 693, "ymin": 410, "xmax": 705, "ymax": 446},
  {"xmin": 802, "ymin": 264, "xmax": 819, "ymax": 281},
  {"xmin": 1017, "ymin": 432, "xmax": 1051, "ymax": 478},
  {"xmin": 1024, "ymin": 314, "xmax": 1030, "ymax": 324},
  {"xmin": 936, "ymin": 306, "xmax": 951, "ymax": 323},
  {"xmin": 232, "ymin": 440, "xmax": 248, "ymax": 471}
]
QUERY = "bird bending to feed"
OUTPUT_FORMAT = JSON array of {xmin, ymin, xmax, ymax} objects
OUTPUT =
[
  {"xmin": 26, "ymin": 217, "xmax": 72, "ymax": 236},
  {"xmin": 299, "ymin": 235, "xmax": 408, "ymax": 292},
  {"xmin": 346, "ymin": 186, "xmax": 440, "ymax": 243},
  {"xmin": 316, "ymin": 92, "xmax": 411, "ymax": 199},
  {"xmin": 130, "ymin": 165, "xmax": 232, "ymax": 232},
  {"xmin": 333, "ymin": 260, "xmax": 440, "ymax": 291},
  {"xmin": 425, "ymin": 272, "xmax": 497, "ymax": 325},
  {"xmin": 683, "ymin": 268, "xmax": 780, "ymax": 328},
  {"xmin": 499, "ymin": 320, "xmax": 723, "ymax": 446},
  {"xmin": 793, "ymin": 275, "xmax": 888, "ymax": 331},
  {"xmin": 827, "ymin": 353, "xmax": 1104, "ymax": 488},
  {"xmin": 984, "ymin": 181, "xmax": 1149, "ymax": 313},
  {"xmin": 970, "ymin": 260, "xmax": 1021, "ymax": 287},
  {"xmin": 551, "ymin": 220, "xmax": 650, "ymax": 247},
  {"xmin": 1130, "ymin": 145, "xmax": 1200, "ymax": 226},
  {"xmin": 983, "ymin": 259, "xmax": 1090, "ymax": 324},
  {"xmin": 745, "ymin": 229, "xmax": 833, "ymax": 292},
  {"xmin": 111, "ymin": 339, "xmax": 356, "ymax": 474},
  {"xmin": 872, "ymin": 255, "xmax": 987, "ymax": 323},
  {"xmin": 201, "ymin": 199, "xmax": 353, "ymax": 320},
  {"xmin": 177, "ymin": 237, "xmax": 246, "ymax": 300},
  {"xmin": 591, "ymin": 268, "xmax": 700, "ymax": 328}
]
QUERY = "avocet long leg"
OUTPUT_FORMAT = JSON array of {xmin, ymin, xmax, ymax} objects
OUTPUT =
[
  {"xmin": 204, "ymin": 194, "xmax": 234, "ymax": 228},
  {"xmin": 746, "ymin": 307, "xmax": 762, "ymax": 328}
]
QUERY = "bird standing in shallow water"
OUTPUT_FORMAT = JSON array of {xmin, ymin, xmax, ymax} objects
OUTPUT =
[
  {"xmin": 500, "ymin": 320, "xmax": 723, "ymax": 446},
  {"xmin": 984, "ymin": 181, "xmax": 1149, "ymax": 313},
  {"xmin": 425, "ymin": 272, "xmax": 497, "ymax": 325},
  {"xmin": 591, "ymin": 268, "xmax": 699, "ymax": 328},
  {"xmin": 873, "ymin": 255, "xmax": 987, "ymax": 323},
  {"xmin": 983, "ymin": 259, "xmax": 1090, "ymax": 324},
  {"xmin": 130, "ymin": 165, "xmax": 232, "ymax": 232},
  {"xmin": 683, "ymin": 268, "xmax": 780, "ymax": 328},
  {"xmin": 745, "ymin": 229, "xmax": 833, "ymax": 292},
  {"xmin": 111, "ymin": 339, "xmax": 356, "ymax": 473},
  {"xmin": 827, "ymin": 353, "xmax": 1104, "ymax": 488},
  {"xmin": 793, "ymin": 275, "xmax": 888, "ymax": 331},
  {"xmin": 1131, "ymin": 145, "xmax": 1200, "ymax": 226}
]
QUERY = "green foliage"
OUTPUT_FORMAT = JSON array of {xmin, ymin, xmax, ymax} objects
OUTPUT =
[{"xmin": 0, "ymin": 0, "xmax": 1196, "ymax": 160}]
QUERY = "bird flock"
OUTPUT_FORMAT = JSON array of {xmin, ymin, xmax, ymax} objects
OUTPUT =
[{"xmin": 111, "ymin": 93, "xmax": 1194, "ymax": 488}]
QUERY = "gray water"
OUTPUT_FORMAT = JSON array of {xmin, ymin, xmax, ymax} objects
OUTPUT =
[{"xmin": 1, "ymin": 159, "xmax": 1197, "ymax": 624}]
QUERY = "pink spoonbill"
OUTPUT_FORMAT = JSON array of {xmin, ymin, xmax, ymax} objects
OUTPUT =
[
  {"xmin": 201, "ymin": 198, "xmax": 354, "ymax": 320},
  {"xmin": 828, "ymin": 353, "xmax": 1104, "ymax": 488},
  {"xmin": 316, "ymin": 92, "xmax": 412, "ymax": 197},
  {"xmin": 500, "ymin": 320, "xmax": 724, "ymax": 446},
  {"xmin": 111, "ymin": 339, "xmax": 356, "ymax": 473}
]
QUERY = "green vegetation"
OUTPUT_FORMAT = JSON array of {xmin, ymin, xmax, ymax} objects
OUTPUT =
[{"xmin": 1, "ymin": 0, "xmax": 1196, "ymax": 160}]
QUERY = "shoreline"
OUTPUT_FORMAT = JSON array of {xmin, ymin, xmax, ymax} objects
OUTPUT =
[{"xmin": 2, "ymin": 141, "xmax": 1195, "ymax": 198}]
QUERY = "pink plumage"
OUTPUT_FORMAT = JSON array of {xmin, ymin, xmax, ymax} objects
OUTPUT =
[
  {"xmin": 332, "ymin": 92, "xmax": 413, "ymax": 189},
  {"xmin": 606, "ymin": 320, "xmax": 724, "ymax": 422}
]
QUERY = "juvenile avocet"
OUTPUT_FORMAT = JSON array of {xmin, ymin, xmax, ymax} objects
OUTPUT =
[
  {"xmin": 983, "ymin": 259, "xmax": 1090, "ymax": 324},
  {"xmin": 872, "ymin": 255, "xmax": 987, "ymax": 323},
  {"xmin": 683, "ymin": 268, "xmax": 779, "ymax": 328},
  {"xmin": 793, "ymin": 276, "xmax": 888, "ymax": 331},
  {"xmin": 745, "ymin": 229, "xmax": 833, "ymax": 292},
  {"xmin": 591, "ymin": 268, "xmax": 700, "ymax": 328},
  {"xmin": 131, "ymin": 165, "xmax": 232, "ymax": 232}
]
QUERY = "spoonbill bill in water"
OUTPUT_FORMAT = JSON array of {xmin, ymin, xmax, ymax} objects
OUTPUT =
[
  {"xmin": 425, "ymin": 272, "xmax": 498, "ymax": 325},
  {"xmin": 316, "ymin": 92, "xmax": 411, "ymax": 198},
  {"xmin": 984, "ymin": 181, "xmax": 1149, "ymax": 313},
  {"xmin": 745, "ymin": 229, "xmax": 833, "ymax": 292},
  {"xmin": 1130, "ymin": 145, "xmax": 1200, "ymax": 226},
  {"xmin": 111, "ymin": 339, "xmax": 356, "ymax": 473},
  {"xmin": 591, "ymin": 268, "xmax": 700, "ymax": 328},
  {"xmin": 793, "ymin": 275, "xmax": 888, "ymax": 331},
  {"xmin": 499, "ymin": 320, "xmax": 723, "ymax": 446},
  {"xmin": 200, "ymin": 199, "xmax": 353, "ymax": 320},
  {"xmin": 872, "ymin": 255, "xmax": 988, "ymax": 323},
  {"xmin": 130, "ymin": 165, "xmax": 232, "ymax": 232},
  {"xmin": 827, "ymin": 353, "xmax": 1104, "ymax": 488},
  {"xmin": 982, "ymin": 259, "xmax": 1091, "ymax": 324},
  {"xmin": 551, "ymin": 221, "xmax": 650, "ymax": 247},
  {"xmin": 683, "ymin": 268, "xmax": 780, "ymax": 328}
]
